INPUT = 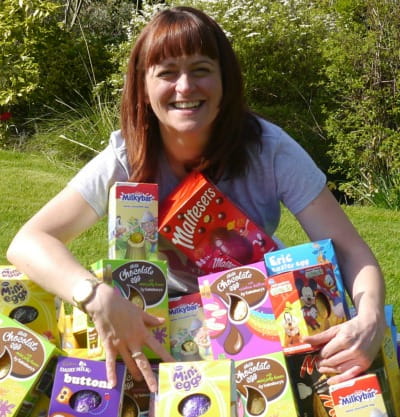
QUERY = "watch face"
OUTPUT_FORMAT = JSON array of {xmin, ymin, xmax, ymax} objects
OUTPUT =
[{"xmin": 73, "ymin": 280, "xmax": 95, "ymax": 303}]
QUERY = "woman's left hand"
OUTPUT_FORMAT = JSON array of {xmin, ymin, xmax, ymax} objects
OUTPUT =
[{"xmin": 302, "ymin": 314, "xmax": 385, "ymax": 385}]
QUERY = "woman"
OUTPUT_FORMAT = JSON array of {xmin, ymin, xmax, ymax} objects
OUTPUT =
[{"xmin": 7, "ymin": 6, "xmax": 385, "ymax": 392}]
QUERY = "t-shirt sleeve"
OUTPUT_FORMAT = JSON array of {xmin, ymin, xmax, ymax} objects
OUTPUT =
[
  {"xmin": 274, "ymin": 128, "xmax": 326, "ymax": 215},
  {"xmin": 68, "ymin": 132, "xmax": 129, "ymax": 217}
]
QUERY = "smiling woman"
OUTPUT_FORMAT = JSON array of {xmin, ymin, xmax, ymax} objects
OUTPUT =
[{"xmin": 7, "ymin": 6, "xmax": 386, "ymax": 396}]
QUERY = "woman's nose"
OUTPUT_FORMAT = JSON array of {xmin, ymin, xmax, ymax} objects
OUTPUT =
[{"xmin": 176, "ymin": 72, "xmax": 194, "ymax": 93}]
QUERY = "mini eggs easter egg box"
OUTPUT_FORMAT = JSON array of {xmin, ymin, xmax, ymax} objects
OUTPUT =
[
  {"xmin": 0, "ymin": 313, "xmax": 60, "ymax": 417},
  {"xmin": 89, "ymin": 259, "xmax": 170, "ymax": 360},
  {"xmin": 48, "ymin": 356, "xmax": 126, "ymax": 417},
  {"xmin": 159, "ymin": 172, "xmax": 277, "ymax": 275},
  {"xmin": 0, "ymin": 265, "xmax": 60, "ymax": 346},
  {"xmin": 155, "ymin": 359, "xmax": 236, "ymax": 417},
  {"xmin": 264, "ymin": 239, "xmax": 350, "ymax": 318},
  {"xmin": 235, "ymin": 351, "xmax": 299, "ymax": 417},
  {"xmin": 198, "ymin": 261, "xmax": 281, "ymax": 360},
  {"xmin": 108, "ymin": 182, "xmax": 159, "ymax": 262},
  {"xmin": 265, "ymin": 262, "xmax": 347, "ymax": 355},
  {"xmin": 169, "ymin": 292, "xmax": 213, "ymax": 362}
]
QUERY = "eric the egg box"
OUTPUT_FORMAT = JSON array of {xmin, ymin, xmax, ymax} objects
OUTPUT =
[
  {"xmin": 266, "ymin": 262, "xmax": 347, "ymax": 355},
  {"xmin": 159, "ymin": 172, "xmax": 277, "ymax": 275}
]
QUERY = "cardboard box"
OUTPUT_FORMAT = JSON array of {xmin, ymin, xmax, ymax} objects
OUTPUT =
[
  {"xmin": 286, "ymin": 350, "xmax": 335, "ymax": 417},
  {"xmin": 264, "ymin": 239, "xmax": 350, "ymax": 319},
  {"xmin": 90, "ymin": 259, "xmax": 170, "ymax": 359},
  {"xmin": 330, "ymin": 373, "xmax": 388, "ymax": 417},
  {"xmin": 0, "ymin": 265, "xmax": 60, "ymax": 346},
  {"xmin": 198, "ymin": 262, "xmax": 281, "ymax": 360},
  {"xmin": 159, "ymin": 172, "xmax": 277, "ymax": 275},
  {"xmin": 0, "ymin": 313, "xmax": 60, "ymax": 417},
  {"xmin": 123, "ymin": 363, "xmax": 159, "ymax": 417},
  {"xmin": 169, "ymin": 292, "xmax": 213, "ymax": 361},
  {"xmin": 108, "ymin": 182, "xmax": 158, "ymax": 261},
  {"xmin": 266, "ymin": 263, "xmax": 347, "ymax": 355},
  {"xmin": 235, "ymin": 351, "xmax": 299, "ymax": 417},
  {"xmin": 48, "ymin": 356, "xmax": 126, "ymax": 417},
  {"xmin": 156, "ymin": 359, "xmax": 236, "ymax": 417}
]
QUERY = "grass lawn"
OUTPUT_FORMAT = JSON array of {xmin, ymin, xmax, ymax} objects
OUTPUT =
[{"xmin": 1, "ymin": 149, "xmax": 399, "ymax": 325}]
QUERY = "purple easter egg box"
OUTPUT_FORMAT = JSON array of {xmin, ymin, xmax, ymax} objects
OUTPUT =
[{"xmin": 48, "ymin": 356, "xmax": 126, "ymax": 417}]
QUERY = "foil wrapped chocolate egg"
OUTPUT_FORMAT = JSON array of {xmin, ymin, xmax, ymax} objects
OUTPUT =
[
  {"xmin": 70, "ymin": 390, "xmax": 101, "ymax": 413},
  {"xmin": 9, "ymin": 306, "xmax": 38, "ymax": 324},
  {"xmin": 178, "ymin": 393, "xmax": 211, "ymax": 417},
  {"xmin": 211, "ymin": 228, "xmax": 253, "ymax": 264}
]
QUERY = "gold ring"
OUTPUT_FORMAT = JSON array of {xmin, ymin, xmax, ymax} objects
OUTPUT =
[{"xmin": 131, "ymin": 351, "xmax": 142, "ymax": 359}]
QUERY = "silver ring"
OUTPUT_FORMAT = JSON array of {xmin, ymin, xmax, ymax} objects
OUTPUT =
[{"xmin": 131, "ymin": 351, "xmax": 143, "ymax": 359}]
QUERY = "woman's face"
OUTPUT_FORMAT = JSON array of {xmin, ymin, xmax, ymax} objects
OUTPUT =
[{"xmin": 145, "ymin": 54, "xmax": 222, "ymax": 142}]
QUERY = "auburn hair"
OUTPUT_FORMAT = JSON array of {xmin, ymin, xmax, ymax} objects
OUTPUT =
[{"xmin": 120, "ymin": 6, "xmax": 261, "ymax": 182}]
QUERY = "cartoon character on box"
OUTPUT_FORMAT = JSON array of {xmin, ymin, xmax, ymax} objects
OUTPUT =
[
  {"xmin": 296, "ymin": 278, "xmax": 320, "ymax": 330},
  {"xmin": 140, "ymin": 211, "xmax": 158, "ymax": 254},
  {"xmin": 282, "ymin": 308, "xmax": 301, "ymax": 346}
]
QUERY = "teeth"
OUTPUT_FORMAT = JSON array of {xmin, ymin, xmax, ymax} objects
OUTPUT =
[{"xmin": 173, "ymin": 101, "xmax": 201, "ymax": 109}]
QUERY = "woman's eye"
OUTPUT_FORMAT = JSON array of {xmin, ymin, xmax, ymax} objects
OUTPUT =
[
  {"xmin": 193, "ymin": 67, "xmax": 210, "ymax": 76},
  {"xmin": 157, "ymin": 70, "xmax": 176, "ymax": 78}
]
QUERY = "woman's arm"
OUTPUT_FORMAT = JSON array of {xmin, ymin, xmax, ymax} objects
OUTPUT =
[
  {"xmin": 7, "ymin": 186, "xmax": 174, "ymax": 391},
  {"xmin": 295, "ymin": 186, "xmax": 386, "ymax": 384}
]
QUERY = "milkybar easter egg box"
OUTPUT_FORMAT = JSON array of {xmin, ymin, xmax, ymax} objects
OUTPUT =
[
  {"xmin": 0, "ymin": 265, "xmax": 60, "ymax": 346},
  {"xmin": 330, "ymin": 373, "xmax": 388, "ymax": 417},
  {"xmin": 169, "ymin": 292, "xmax": 213, "ymax": 361},
  {"xmin": 0, "ymin": 313, "xmax": 60, "ymax": 417},
  {"xmin": 266, "ymin": 263, "xmax": 347, "ymax": 355},
  {"xmin": 90, "ymin": 259, "xmax": 169, "ymax": 359},
  {"xmin": 159, "ymin": 172, "xmax": 277, "ymax": 275},
  {"xmin": 198, "ymin": 262, "xmax": 281, "ymax": 360},
  {"xmin": 235, "ymin": 351, "xmax": 299, "ymax": 417},
  {"xmin": 156, "ymin": 359, "xmax": 236, "ymax": 417},
  {"xmin": 108, "ymin": 182, "xmax": 158, "ymax": 261}
]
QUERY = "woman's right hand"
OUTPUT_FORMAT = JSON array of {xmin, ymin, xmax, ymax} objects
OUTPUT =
[{"xmin": 85, "ymin": 282, "xmax": 174, "ymax": 392}]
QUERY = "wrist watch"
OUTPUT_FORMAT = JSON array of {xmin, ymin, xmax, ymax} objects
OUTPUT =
[{"xmin": 71, "ymin": 278, "xmax": 101, "ymax": 313}]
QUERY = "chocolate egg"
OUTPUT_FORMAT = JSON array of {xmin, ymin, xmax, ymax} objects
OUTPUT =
[
  {"xmin": 211, "ymin": 228, "xmax": 253, "ymax": 264},
  {"xmin": 70, "ymin": 390, "xmax": 101, "ymax": 412},
  {"xmin": 9, "ymin": 306, "xmax": 38, "ymax": 324},
  {"xmin": 178, "ymin": 394, "xmax": 211, "ymax": 417}
]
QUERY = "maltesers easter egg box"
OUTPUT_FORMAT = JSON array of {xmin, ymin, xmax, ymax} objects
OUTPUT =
[
  {"xmin": 159, "ymin": 172, "xmax": 277, "ymax": 275},
  {"xmin": 198, "ymin": 261, "xmax": 281, "ymax": 360}
]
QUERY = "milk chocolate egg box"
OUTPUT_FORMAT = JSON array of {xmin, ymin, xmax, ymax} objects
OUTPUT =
[
  {"xmin": 235, "ymin": 351, "xmax": 299, "ymax": 417},
  {"xmin": 155, "ymin": 359, "xmax": 236, "ymax": 417},
  {"xmin": 159, "ymin": 172, "xmax": 277, "ymax": 275},
  {"xmin": 264, "ymin": 239, "xmax": 350, "ymax": 319},
  {"xmin": 89, "ymin": 259, "xmax": 170, "ymax": 360},
  {"xmin": 265, "ymin": 262, "xmax": 347, "ymax": 355},
  {"xmin": 0, "ymin": 265, "xmax": 60, "ymax": 346},
  {"xmin": 48, "ymin": 356, "xmax": 126, "ymax": 417},
  {"xmin": 169, "ymin": 292, "xmax": 213, "ymax": 362},
  {"xmin": 0, "ymin": 313, "xmax": 60, "ymax": 417},
  {"xmin": 108, "ymin": 182, "xmax": 159, "ymax": 262},
  {"xmin": 198, "ymin": 262, "xmax": 282, "ymax": 360}
]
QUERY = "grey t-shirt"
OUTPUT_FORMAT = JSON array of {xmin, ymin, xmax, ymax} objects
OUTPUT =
[{"xmin": 69, "ymin": 117, "xmax": 326, "ymax": 238}]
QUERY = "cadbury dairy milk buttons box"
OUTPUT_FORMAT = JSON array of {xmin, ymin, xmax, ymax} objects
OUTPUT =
[{"xmin": 48, "ymin": 356, "xmax": 126, "ymax": 417}]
